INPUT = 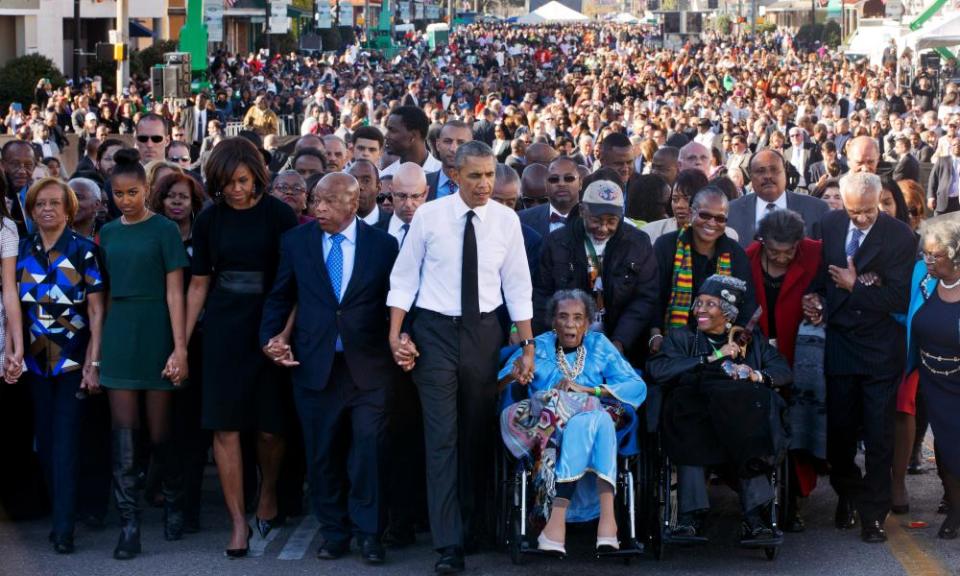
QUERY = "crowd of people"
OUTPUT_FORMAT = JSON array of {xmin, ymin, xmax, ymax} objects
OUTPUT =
[{"xmin": 0, "ymin": 19, "xmax": 959, "ymax": 574}]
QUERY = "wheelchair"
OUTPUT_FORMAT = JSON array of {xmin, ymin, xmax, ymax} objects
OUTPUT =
[
  {"xmin": 645, "ymin": 386, "xmax": 789, "ymax": 562},
  {"xmin": 493, "ymin": 378, "xmax": 660, "ymax": 565}
]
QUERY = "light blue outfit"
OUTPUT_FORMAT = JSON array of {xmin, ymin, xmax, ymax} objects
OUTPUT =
[
  {"xmin": 905, "ymin": 259, "xmax": 937, "ymax": 374},
  {"xmin": 499, "ymin": 330, "xmax": 646, "ymax": 522}
]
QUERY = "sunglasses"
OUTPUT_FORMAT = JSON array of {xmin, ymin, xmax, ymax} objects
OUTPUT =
[
  {"xmin": 376, "ymin": 193, "xmax": 392, "ymax": 204},
  {"xmin": 695, "ymin": 211, "xmax": 728, "ymax": 224},
  {"xmin": 547, "ymin": 175, "xmax": 578, "ymax": 184},
  {"xmin": 136, "ymin": 135, "xmax": 165, "ymax": 143}
]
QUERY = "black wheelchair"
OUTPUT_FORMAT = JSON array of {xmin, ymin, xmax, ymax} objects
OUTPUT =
[
  {"xmin": 493, "ymin": 378, "xmax": 661, "ymax": 565},
  {"xmin": 644, "ymin": 386, "xmax": 789, "ymax": 562}
]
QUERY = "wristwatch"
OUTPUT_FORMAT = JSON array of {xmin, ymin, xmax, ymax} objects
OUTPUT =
[{"xmin": 519, "ymin": 339, "xmax": 536, "ymax": 349}]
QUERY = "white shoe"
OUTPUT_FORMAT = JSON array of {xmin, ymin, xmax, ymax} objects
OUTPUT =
[
  {"xmin": 596, "ymin": 536, "xmax": 620, "ymax": 550},
  {"xmin": 537, "ymin": 532, "xmax": 566, "ymax": 555}
]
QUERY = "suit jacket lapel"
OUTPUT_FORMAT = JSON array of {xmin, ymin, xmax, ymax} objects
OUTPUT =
[
  {"xmin": 745, "ymin": 194, "xmax": 758, "ymax": 241},
  {"xmin": 853, "ymin": 215, "xmax": 885, "ymax": 271},
  {"xmin": 307, "ymin": 224, "xmax": 338, "ymax": 302}
]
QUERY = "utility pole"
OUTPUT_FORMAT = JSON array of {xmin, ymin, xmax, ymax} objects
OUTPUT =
[
  {"xmin": 265, "ymin": 1, "xmax": 271, "ymax": 54},
  {"xmin": 73, "ymin": 0, "xmax": 81, "ymax": 84},
  {"xmin": 116, "ymin": 0, "xmax": 129, "ymax": 94},
  {"xmin": 448, "ymin": 0, "xmax": 454, "ymax": 23}
]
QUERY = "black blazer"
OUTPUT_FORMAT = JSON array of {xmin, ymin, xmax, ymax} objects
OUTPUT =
[
  {"xmin": 814, "ymin": 211, "xmax": 915, "ymax": 377},
  {"xmin": 893, "ymin": 153, "xmax": 920, "ymax": 182},
  {"xmin": 425, "ymin": 170, "xmax": 441, "ymax": 201},
  {"xmin": 927, "ymin": 156, "xmax": 957, "ymax": 213},
  {"xmin": 260, "ymin": 220, "xmax": 399, "ymax": 392}
]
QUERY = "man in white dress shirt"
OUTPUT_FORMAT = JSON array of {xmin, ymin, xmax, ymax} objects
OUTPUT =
[{"xmin": 387, "ymin": 142, "xmax": 535, "ymax": 573}]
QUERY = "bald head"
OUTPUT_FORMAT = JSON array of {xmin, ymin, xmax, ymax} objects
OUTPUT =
[
  {"xmin": 846, "ymin": 136, "xmax": 880, "ymax": 174},
  {"xmin": 521, "ymin": 163, "xmax": 548, "ymax": 204},
  {"xmin": 679, "ymin": 141, "xmax": 711, "ymax": 176},
  {"xmin": 392, "ymin": 162, "xmax": 427, "ymax": 194},
  {"xmin": 313, "ymin": 172, "xmax": 360, "ymax": 234},
  {"xmin": 525, "ymin": 142, "xmax": 559, "ymax": 167},
  {"xmin": 392, "ymin": 162, "xmax": 428, "ymax": 224}
]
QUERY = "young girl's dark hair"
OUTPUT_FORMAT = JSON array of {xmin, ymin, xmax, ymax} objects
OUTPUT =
[{"xmin": 111, "ymin": 147, "xmax": 146, "ymax": 183}]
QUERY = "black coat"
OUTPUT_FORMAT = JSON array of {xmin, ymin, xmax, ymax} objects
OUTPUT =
[
  {"xmin": 535, "ymin": 218, "xmax": 659, "ymax": 360},
  {"xmin": 645, "ymin": 326, "xmax": 792, "ymax": 473},
  {"xmin": 812, "ymin": 211, "xmax": 915, "ymax": 377}
]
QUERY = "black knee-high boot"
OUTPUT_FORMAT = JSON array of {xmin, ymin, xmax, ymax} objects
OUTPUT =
[
  {"xmin": 939, "ymin": 471, "xmax": 960, "ymax": 539},
  {"xmin": 112, "ymin": 429, "xmax": 141, "ymax": 560},
  {"xmin": 159, "ymin": 441, "xmax": 184, "ymax": 541}
]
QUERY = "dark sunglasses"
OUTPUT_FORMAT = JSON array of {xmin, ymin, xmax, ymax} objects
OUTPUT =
[
  {"xmin": 696, "ymin": 211, "xmax": 728, "ymax": 224},
  {"xmin": 547, "ymin": 175, "xmax": 578, "ymax": 184},
  {"xmin": 376, "ymin": 193, "xmax": 392, "ymax": 204},
  {"xmin": 136, "ymin": 135, "xmax": 165, "ymax": 143}
]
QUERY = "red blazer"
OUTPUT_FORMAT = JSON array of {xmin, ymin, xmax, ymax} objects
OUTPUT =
[{"xmin": 746, "ymin": 237, "xmax": 822, "ymax": 366}]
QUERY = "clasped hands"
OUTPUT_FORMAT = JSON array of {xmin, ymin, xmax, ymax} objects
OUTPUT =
[
  {"xmin": 161, "ymin": 349, "xmax": 189, "ymax": 386},
  {"xmin": 263, "ymin": 334, "xmax": 300, "ymax": 367}
]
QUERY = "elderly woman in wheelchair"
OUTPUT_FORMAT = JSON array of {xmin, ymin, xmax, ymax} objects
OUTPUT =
[
  {"xmin": 646, "ymin": 275, "xmax": 792, "ymax": 545},
  {"xmin": 499, "ymin": 289, "xmax": 646, "ymax": 556}
]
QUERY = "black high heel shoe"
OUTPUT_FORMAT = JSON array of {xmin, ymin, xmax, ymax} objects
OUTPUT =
[
  {"xmin": 224, "ymin": 525, "xmax": 252, "ymax": 558},
  {"xmin": 255, "ymin": 515, "xmax": 284, "ymax": 539}
]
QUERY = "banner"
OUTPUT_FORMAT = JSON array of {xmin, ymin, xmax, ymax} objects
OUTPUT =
[
  {"xmin": 399, "ymin": 1, "xmax": 411, "ymax": 22},
  {"xmin": 426, "ymin": 3, "xmax": 441, "ymax": 19},
  {"xmin": 204, "ymin": 0, "xmax": 224, "ymax": 43},
  {"xmin": 414, "ymin": 1, "xmax": 424, "ymax": 18},
  {"xmin": 316, "ymin": 0, "xmax": 332, "ymax": 28},
  {"xmin": 338, "ymin": 1, "xmax": 354, "ymax": 25}
]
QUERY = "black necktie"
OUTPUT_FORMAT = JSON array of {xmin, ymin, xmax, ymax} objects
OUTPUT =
[
  {"xmin": 462, "ymin": 211, "xmax": 480, "ymax": 326},
  {"xmin": 550, "ymin": 213, "xmax": 566, "ymax": 224}
]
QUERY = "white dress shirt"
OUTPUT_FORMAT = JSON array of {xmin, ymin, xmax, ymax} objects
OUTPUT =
[
  {"xmin": 755, "ymin": 193, "xmax": 788, "ymax": 226},
  {"xmin": 323, "ymin": 218, "xmax": 357, "ymax": 301},
  {"xmin": 387, "ymin": 213, "xmax": 410, "ymax": 246},
  {"xmin": 324, "ymin": 218, "xmax": 357, "ymax": 351},
  {"xmin": 549, "ymin": 205, "xmax": 569, "ymax": 233},
  {"xmin": 361, "ymin": 205, "xmax": 381, "ymax": 226},
  {"xmin": 380, "ymin": 153, "xmax": 443, "ymax": 177},
  {"xmin": 845, "ymin": 220, "xmax": 873, "ymax": 254},
  {"xmin": 387, "ymin": 193, "xmax": 533, "ymax": 320}
]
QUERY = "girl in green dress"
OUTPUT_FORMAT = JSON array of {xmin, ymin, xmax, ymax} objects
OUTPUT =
[{"xmin": 98, "ymin": 149, "xmax": 189, "ymax": 560}]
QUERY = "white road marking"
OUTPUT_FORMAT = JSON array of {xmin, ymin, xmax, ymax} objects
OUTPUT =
[{"xmin": 277, "ymin": 515, "xmax": 320, "ymax": 560}]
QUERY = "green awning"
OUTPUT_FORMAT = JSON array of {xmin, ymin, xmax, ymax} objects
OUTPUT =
[{"xmin": 827, "ymin": 0, "xmax": 841, "ymax": 17}]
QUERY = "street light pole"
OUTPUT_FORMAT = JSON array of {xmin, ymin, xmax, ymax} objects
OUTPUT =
[
  {"xmin": 73, "ymin": 0, "xmax": 81, "ymax": 84},
  {"xmin": 116, "ymin": 0, "xmax": 129, "ymax": 94}
]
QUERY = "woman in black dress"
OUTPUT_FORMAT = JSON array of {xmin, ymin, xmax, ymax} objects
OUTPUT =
[
  {"xmin": 185, "ymin": 138, "xmax": 298, "ymax": 556},
  {"xmin": 908, "ymin": 216, "xmax": 960, "ymax": 539}
]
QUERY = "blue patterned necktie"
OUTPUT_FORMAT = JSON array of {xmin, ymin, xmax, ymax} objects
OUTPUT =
[
  {"xmin": 447, "ymin": 180, "xmax": 459, "ymax": 197},
  {"xmin": 846, "ymin": 228, "xmax": 863, "ymax": 259},
  {"xmin": 327, "ymin": 233, "xmax": 345, "ymax": 301},
  {"xmin": 400, "ymin": 223, "xmax": 410, "ymax": 247}
]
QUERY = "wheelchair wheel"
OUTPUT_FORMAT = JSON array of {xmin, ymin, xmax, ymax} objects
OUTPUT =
[
  {"xmin": 764, "ymin": 546, "xmax": 779, "ymax": 561},
  {"xmin": 509, "ymin": 512, "xmax": 525, "ymax": 565}
]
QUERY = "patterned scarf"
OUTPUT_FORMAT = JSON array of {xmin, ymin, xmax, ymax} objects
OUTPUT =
[{"xmin": 665, "ymin": 227, "xmax": 733, "ymax": 329}]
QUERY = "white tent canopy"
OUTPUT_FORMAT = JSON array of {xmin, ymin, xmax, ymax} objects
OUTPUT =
[
  {"xmin": 612, "ymin": 12, "xmax": 640, "ymax": 23},
  {"xmin": 516, "ymin": 1, "xmax": 590, "ymax": 24},
  {"xmin": 900, "ymin": 14, "xmax": 960, "ymax": 51}
]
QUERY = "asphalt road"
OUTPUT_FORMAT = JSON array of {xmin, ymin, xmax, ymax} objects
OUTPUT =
[{"xmin": 1, "ymin": 442, "xmax": 957, "ymax": 576}]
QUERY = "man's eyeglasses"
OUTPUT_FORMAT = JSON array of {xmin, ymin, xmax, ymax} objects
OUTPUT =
[
  {"xmin": 695, "ymin": 211, "xmax": 728, "ymax": 225},
  {"xmin": 393, "ymin": 192, "xmax": 426, "ymax": 202},
  {"xmin": 4, "ymin": 161, "xmax": 35, "ymax": 173},
  {"xmin": 273, "ymin": 184, "xmax": 306, "ymax": 196},
  {"xmin": 136, "ymin": 135, "xmax": 165, "ymax": 143},
  {"xmin": 376, "ymin": 193, "xmax": 392, "ymax": 204},
  {"xmin": 547, "ymin": 175, "xmax": 578, "ymax": 184}
]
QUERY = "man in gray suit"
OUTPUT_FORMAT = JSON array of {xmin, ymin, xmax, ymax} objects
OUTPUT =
[
  {"xmin": 927, "ymin": 136, "xmax": 960, "ymax": 215},
  {"xmin": 727, "ymin": 149, "xmax": 830, "ymax": 247},
  {"xmin": 518, "ymin": 156, "xmax": 580, "ymax": 238}
]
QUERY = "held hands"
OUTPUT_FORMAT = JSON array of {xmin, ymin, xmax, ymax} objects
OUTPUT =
[
  {"xmin": 802, "ymin": 293, "xmax": 825, "ymax": 325},
  {"xmin": 390, "ymin": 333, "xmax": 419, "ymax": 372},
  {"xmin": 511, "ymin": 351, "xmax": 535, "ymax": 385},
  {"xmin": 828, "ymin": 257, "xmax": 858, "ymax": 292},
  {"xmin": 558, "ymin": 378, "xmax": 592, "ymax": 395},
  {"xmin": 263, "ymin": 334, "xmax": 300, "ymax": 367},
  {"xmin": 857, "ymin": 271, "xmax": 882, "ymax": 287},
  {"xmin": 3, "ymin": 353, "xmax": 22, "ymax": 384},
  {"xmin": 81, "ymin": 363, "xmax": 101, "ymax": 394},
  {"xmin": 161, "ymin": 349, "xmax": 188, "ymax": 386}
]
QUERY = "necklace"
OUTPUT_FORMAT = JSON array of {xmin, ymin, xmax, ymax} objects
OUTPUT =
[
  {"xmin": 555, "ymin": 342, "xmax": 587, "ymax": 382},
  {"xmin": 920, "ymin": 350, "xmax": 960, "ymax": 376},
  {"xmin": 940, "ymin": 277, "xmax": 960, "ymax": 290}
]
